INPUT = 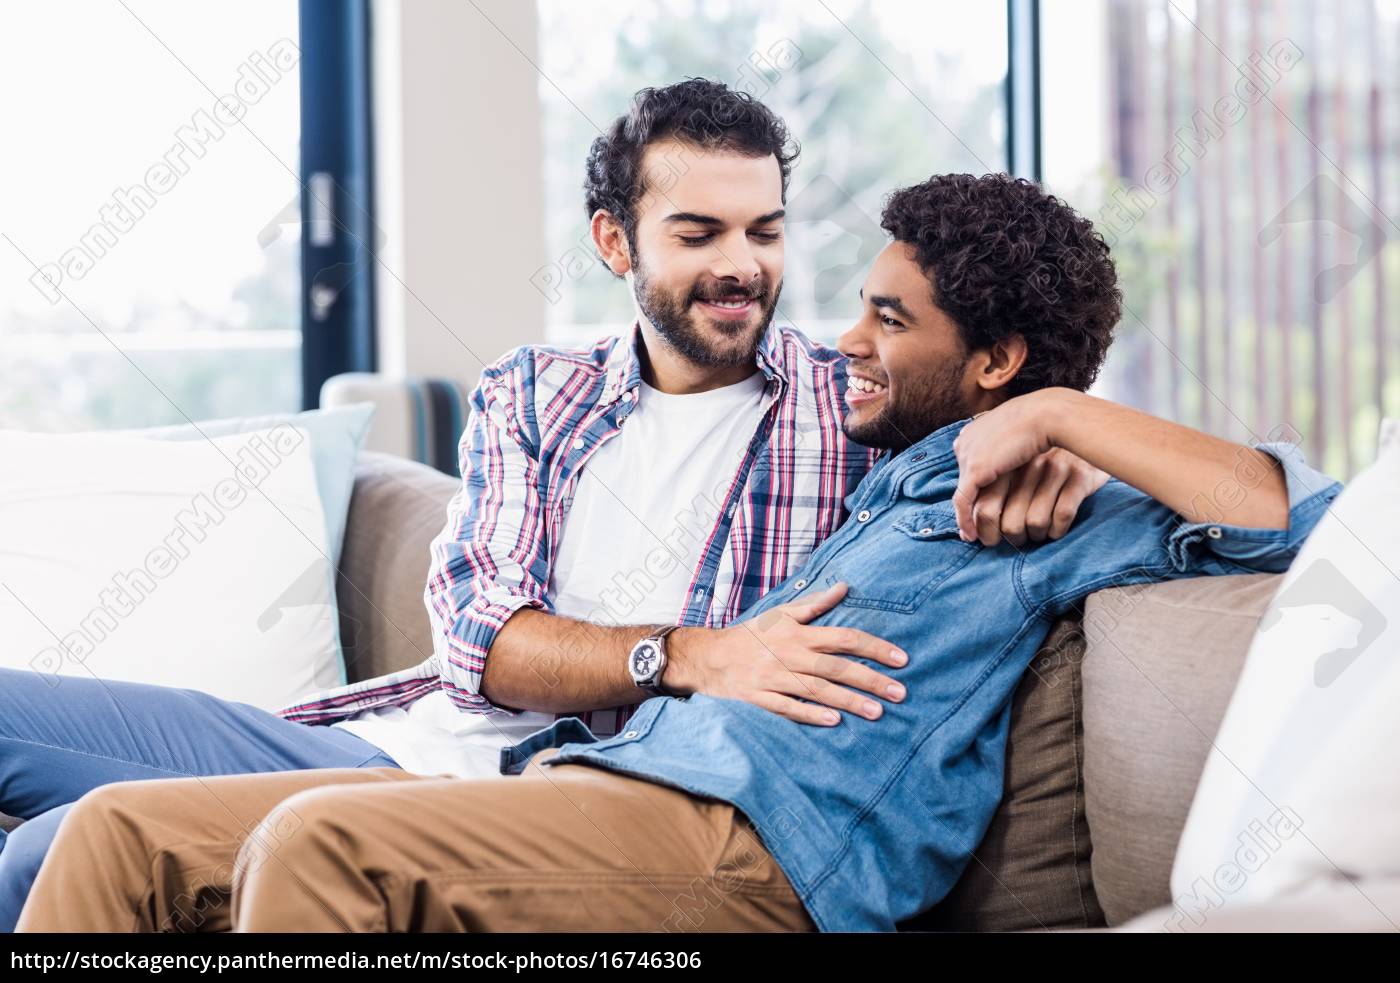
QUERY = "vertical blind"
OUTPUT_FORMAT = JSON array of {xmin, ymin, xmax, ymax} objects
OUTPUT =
[{"xmin": 1100, "ymin": 0, "xmax": 1395, "ymax": 478}]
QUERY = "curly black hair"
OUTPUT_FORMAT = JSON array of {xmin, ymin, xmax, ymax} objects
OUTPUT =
[
  {"xmin": 880, "ymin": 173, "xmax": 1121, "ymax": 395},
  {"xmin": 584, "ymin": 78, "xmax": 800, "ymax": 269}
]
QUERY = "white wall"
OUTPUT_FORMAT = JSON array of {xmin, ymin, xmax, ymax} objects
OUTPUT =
[{"xmin": 371, "ymin": 0, "xmax": 545, "ymax": 383}]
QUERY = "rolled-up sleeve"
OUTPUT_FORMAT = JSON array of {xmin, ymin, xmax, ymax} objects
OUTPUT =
[
  {"xmin": 1164, "ymin": 440, "xmax": 1343, "ymax": 573},
  {"xmin": 423, "ymin": 366, "xmax": 553, "ymax": 714}
]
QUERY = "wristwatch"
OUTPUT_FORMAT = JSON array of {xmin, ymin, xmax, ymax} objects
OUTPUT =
[{"xmin": 628, "ymin": 625, "xmax": 679, "ymax": 697}]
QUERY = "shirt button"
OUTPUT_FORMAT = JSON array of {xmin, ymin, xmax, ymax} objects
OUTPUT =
[
  {"xmin": 621, "ymin": 391, "xmax": 634, "ymax": 402},
  {"xmin": 912, "ymin": 452, "xmax": 926, "ymax": 461},
  {"xmin": 1207, "ymin": 526, "xmax": 1223, "ymax": 539},
  {"xmin": 857, "ymin": 509, "xmax": 871, "ymax": 522},
  {"xmin": 794, "ymin": 579, "xmax": 807, "ymax": 590},
  {"xmin": 571, "ymin": 437, "xmax": 585, "ymax": 450},
  {"xmin": 623, "ymin": 730, "xmax": 639, "ymax": 739},
  {"xmin": 919, "ymin": 527, "xmax": 933, "ymax": 535}
]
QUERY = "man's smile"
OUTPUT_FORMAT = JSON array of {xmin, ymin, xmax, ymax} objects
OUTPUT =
[
  {"xmin": 845, "ymin": 371, "xmax": 888, "ymax": 409},
  {"xmin": 693, "ymin": 296, "xmax": 757, "ymax": 321}
]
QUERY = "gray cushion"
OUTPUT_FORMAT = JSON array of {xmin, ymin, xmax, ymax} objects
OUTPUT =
[
  {"xmin": 911, "ymin": 618, "xmax": 1104, "ymax": 931},
  {"xmin": 337, "ymin": 451, "xmax": 459, "ymax": 684},
  {"xmin": 1081, "ymin": 573, "xmax": 1280, "ymax": 925}
]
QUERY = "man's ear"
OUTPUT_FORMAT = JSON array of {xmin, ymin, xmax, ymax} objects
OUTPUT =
[
  {"xmin": 972, "ymin": 333, "xmax": 1028, "ymax": 393},
  {"xmin": 591, "ymin": 210, "xmax": 631, "ymax": 277}
]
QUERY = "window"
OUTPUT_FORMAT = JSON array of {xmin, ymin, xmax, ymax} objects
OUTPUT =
[
  {"xmin": 1043, "ymin": 0, "xmax": 1399, "ymax": 478},
  {"xmin": 535, "ymin": 0, "xmax": 1009, "ymax": 347},
  {"xmin": 0, "ymin": 1, "xmax": 304, "ymax": 431}
]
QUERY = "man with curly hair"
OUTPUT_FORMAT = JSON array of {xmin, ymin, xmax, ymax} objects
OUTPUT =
[{"xmin": 20, "ymin": 172, "xmax": 1341, "ymax": 934}]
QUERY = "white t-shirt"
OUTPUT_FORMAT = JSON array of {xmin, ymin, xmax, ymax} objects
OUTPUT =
[{"xmin": 330, "ymin": 369, "xmax": 771, "ymax": 777}]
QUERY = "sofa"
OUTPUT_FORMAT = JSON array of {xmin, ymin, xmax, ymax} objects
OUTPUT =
[
  {"xmin": 4, "ymin": 448, "xmax": 1391, "ymax": 931},
  {"xmin": 332, "ymin": 450, "xmax": 1396, "ymax": 932}
]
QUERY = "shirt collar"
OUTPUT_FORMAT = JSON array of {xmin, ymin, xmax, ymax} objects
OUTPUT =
[
  {"xmin": 879, "ymin": 416, "xmax": 973, "ymax": 477},
  {"xmin": 847, "ymin": 417, "xmax": 972, "ymax": 511},
  {"xmin": 602, "ymin": 320, "xmax": 787, "ymax": 405}
]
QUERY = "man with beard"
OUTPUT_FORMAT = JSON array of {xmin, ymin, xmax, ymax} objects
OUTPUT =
[
  {"xmin": 18, "ymin": 172, "xmax": 1340, "ymax": 933},
  {"xmin": 0, "ymin": 80, "xmax": 1104, "ymax": 929}
]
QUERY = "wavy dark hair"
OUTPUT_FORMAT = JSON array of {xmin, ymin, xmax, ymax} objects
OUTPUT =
[
  {"xmin": 584, "ymin": 78, "xmax": 799, "ymax": 270},
  {"xmin": 880, "ymin": 173, "xmax": 1121, "ymax": 395}
]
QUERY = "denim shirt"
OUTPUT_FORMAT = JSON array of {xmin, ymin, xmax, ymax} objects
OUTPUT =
[{"xmin": 500, "ymin": 418, "xmax": 1342, "ymax": 932}]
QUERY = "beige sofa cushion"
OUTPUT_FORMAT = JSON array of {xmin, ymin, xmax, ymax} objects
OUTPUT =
[
  {"xmin": 910, "ymin": 619, "xmax": 1104, "ymax": 931},
  {"xmin": 1081, "ymin": 573, "xmax": 1280, "ymax": 925},
  {"xmin": 337, "ymin": 451, "xmax": 459, "ymax": 683}
]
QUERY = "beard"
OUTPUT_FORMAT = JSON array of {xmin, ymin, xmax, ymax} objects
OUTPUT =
[
  {"xmin": 632, "ymin": 251, "xmax": 782, "ymax": 369},
  {"xmin": 843, "ymin": 354, "xmax": 972, "ymax": 455}
]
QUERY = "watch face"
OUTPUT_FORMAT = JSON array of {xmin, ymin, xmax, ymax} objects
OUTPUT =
[{"xmin": 631, "ymin": 641, "xmax": 661, "ymax": 680}]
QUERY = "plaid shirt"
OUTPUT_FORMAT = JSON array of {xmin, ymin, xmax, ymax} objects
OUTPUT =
[{"xmin": 276, "ymin": 322, "xmax": 880, "ymax": 732}]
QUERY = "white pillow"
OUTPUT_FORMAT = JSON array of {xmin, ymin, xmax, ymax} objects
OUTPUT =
[
  {"xmin": 113, "ymin": 402, "xmax": 376, "ymax": 572},
  {"xmin": 113, "ymin": 402, "xmax": 376, "ymax": 686},
  {"xmin": 0, "ymin": 424, "xmax": 342, "ymax": 710},
  {"xmin": 1169, "ymin": 420, "xmax": 1400, "ymax": 926}
]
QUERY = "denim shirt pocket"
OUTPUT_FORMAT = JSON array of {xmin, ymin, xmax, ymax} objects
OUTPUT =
[{"xmin": 835, "ymin": 502, "xmax": 981, "ymax": 613}]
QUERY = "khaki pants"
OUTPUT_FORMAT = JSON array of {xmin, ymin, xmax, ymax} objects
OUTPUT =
[{"xmin": 15, "ymin": 750, "xmax": 814, "ymax": 933}]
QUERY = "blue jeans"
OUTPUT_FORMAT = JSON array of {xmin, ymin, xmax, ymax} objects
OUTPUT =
[{"xmin": 0, "ymin": 667, "xmax": 399, "ymax": 931}]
